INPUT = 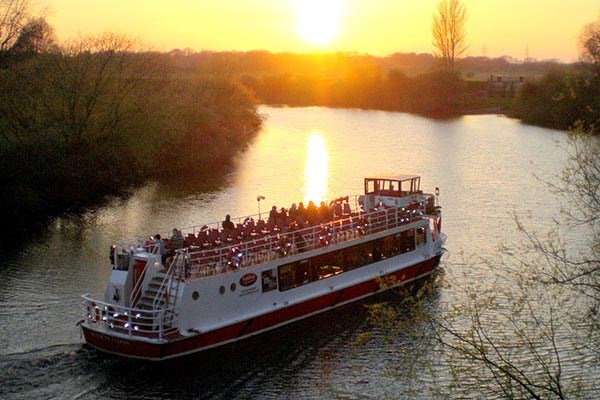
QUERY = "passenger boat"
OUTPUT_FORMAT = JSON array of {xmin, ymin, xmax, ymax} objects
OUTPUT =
[{"xmin": 80, "ymin": 175, "xmax": 446, "ymax": 360}]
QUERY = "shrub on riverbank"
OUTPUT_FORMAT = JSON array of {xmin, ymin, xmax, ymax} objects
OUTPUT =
[
  {"xmin": 0, "ymin": 35, "xmax": 262, "ymax": 234},
  {"xmin": 510, "ymin": 64, "xmax": 600, "ymax": 131}
]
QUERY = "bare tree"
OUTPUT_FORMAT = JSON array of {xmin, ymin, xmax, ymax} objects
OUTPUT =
[
  {"xmin": 0, "ymin": 0, "xmax": 29, "ymax": 64},
  {"xmin": 431, "ymin": 0, "xmax": 467, "ymax": 71},
  {"xmin": 430, "ymin": 127, "xmax": 600, "ymax": 399},
  {"xmin": 580, "ymin": 12, "xmax": 600, "ymax": 64},
  {"xmin": 10, "ymin": 16, "xmax": 57, "ymax": 56}
]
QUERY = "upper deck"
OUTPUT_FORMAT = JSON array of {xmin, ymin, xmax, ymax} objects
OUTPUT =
[{"xmin": 111, "ymin": 188, "xmax": 438, "ymax": 281}]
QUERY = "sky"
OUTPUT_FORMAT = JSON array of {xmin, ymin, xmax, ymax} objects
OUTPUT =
[{"xmin": 46, "ymin": 0, "xmax": 599, "ymax": 62}]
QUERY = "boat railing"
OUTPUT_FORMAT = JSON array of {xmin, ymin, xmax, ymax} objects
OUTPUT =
[
  {"xmin": 180, "ymin": 202, "xmax": 429, "ymax": 280},
  {"xmin": 82, "ymin": 294, "xmax": 178, "ymax": 340}
]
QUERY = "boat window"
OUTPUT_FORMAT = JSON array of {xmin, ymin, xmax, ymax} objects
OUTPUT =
[
  {"xmin": 278, "ymin": 263, "xmax": 295, "ymax": 291},
  {"xmin": 311, "ymin": 252, "xmax": 344, "ymax": 280},
  {"xmin": 376, "ymin": 235, "xmax": 399, "ymax": 259},
  {"xmin": 366, "ymin": 180, "xmax": 377, "ymax": 194},
  {"xmin": 262, "ymin": 269, "xmax": 278, "ymax": 292},
  {"xmin": 354, "ymin": 242, "xmax": 374, "ymax": 268},
  {"xmin": 416, "ymin": 227, "xmax": 426, "ymax": 247},
  {"xmin": 278, "ymin": 228, "xmax": 423, "ymax": 292},
  {"xmin": 278, "ymin": 260, "xmax": 312, "ymax": 291},
  {"xmin": 398, "ymin": 229, "xmax": 416, "ymax": 253}
]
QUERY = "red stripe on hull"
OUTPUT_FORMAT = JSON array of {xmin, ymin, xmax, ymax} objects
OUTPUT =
[{"xmin": 83, "ymin": 255, "xmax": 441, "ymax": 360}]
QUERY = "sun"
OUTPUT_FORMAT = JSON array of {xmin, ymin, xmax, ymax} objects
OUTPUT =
[{"xmin": 296, "ymin": 0, "xmax": 342, "ymax": 46}]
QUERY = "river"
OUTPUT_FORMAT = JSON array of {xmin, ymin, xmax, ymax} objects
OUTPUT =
[{"xmin": 0, "ymin": 106, "xmax": 574, "ymax": 399}]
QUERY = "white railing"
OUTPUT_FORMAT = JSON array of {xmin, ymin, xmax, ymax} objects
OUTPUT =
[
  {"xmin": 82, "ymin": 295, "xmax": 178, "ymax": 340},
  {"xmin": 181, "ymin": 203, "xmax": 431, "ymax": 280}
]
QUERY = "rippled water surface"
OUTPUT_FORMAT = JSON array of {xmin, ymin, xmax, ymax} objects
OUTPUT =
[{"xmin": 0, "ymin": 106, "xmax": 571, "ymax": 399}]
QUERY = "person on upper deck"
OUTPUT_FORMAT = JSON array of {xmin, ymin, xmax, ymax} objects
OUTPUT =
[
  {"xmin": 306, "ymin": 201, "xmax": 318, "ymax": 224},
  {"xmin": 153, "ymin": 234, "xmax": 168, "ymax": 264},
  {"xmin": 297, "ymin": 202, "xmax": 307, "ymax": 223},
  {"xmin": 319, "ymin": 201, "xmax": 332, "ymax": 222},
  {"xmin": 268, "ymin": 205, "xmax": 278, "ymax": 225},
  {"xmin": 170, "ymin": 228, "xmax": 184, "ymax": 250},
  {"xmin": 288, "ymin": 203, "xmax": 298, "ymax": 217},
  {"xmin": 222, "ymin": 214, "xmax": 235, "ymax": 231},
  {"xmin": 278, "ymin": 207, "xmax": 288, "ymax": 227}
]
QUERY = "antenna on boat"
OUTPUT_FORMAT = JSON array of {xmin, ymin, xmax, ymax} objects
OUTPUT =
[{"xmin": 257, "ymin": 195, "xmax": 265, "ymax": 219}]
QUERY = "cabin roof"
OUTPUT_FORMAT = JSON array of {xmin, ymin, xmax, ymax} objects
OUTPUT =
[{"xmin": 364, "ymin": 174, "xmax": 420, "ymax": 182}]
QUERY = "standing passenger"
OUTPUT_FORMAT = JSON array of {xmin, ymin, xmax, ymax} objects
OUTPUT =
[{"xmin": 153, "ymin": 234, "xmax": 168, "ymax": 264}]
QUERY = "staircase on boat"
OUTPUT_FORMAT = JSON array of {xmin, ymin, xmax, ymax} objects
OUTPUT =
[{"xmin": 132, "ymin": 252, "xmax": 185, "ymax": 335}]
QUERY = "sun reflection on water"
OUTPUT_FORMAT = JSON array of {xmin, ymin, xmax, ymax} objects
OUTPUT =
[{"xmin": 304, "ymin": 133, "xmax": 328, "ymax": 203}]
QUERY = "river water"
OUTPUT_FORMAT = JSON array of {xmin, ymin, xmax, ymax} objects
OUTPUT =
[{"xmin": 0, "ymin": 106, "xmax": 573, "ymax": 399}]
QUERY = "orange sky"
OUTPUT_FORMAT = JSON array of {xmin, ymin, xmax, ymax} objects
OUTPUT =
[{"xmin": 47, "ymin": 0, "xmax": 599, "ymax": 62}]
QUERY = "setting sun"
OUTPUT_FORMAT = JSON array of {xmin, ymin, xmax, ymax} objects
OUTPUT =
[{"xmin": 295, "ymin": 0, "xmax": 342, "ymax": 46}]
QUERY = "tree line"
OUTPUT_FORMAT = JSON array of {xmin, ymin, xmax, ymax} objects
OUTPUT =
[
  {"xmin": 165, "ymin": 48, "xmax": 599, "ymax": 129},
  {"xmin": 0, "ymin": 17, "xmax": 262, "ymax": 234}
]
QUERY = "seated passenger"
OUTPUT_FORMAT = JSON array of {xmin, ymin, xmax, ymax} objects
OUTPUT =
[
  {"xmin": 222, "ymin": 214, "xmax": 235, "ymax": 231},
  {"xmin": 170, "ymin": 228, "xmax": 184, "ymax": 250},
  {"xmin": 288, "ymin": 203, "xmax": 298, "ymax": 219},
  {"xmin": 333, "ymin": 201, "xmax": 343, "ymax": 218},
  {"xmin": 306, "ymin": 201, "xmax": 318, "ymax": 224},
  {"xmin": 297, "ymin": 202, "xmax": 307, "ymax": 223},
  {"xmin": 278, "ymin": 207, "xmax": 288, "ymax": 227},
  {"xmin": 319, "ymin": 201, "xmax": 332, "ymax": 222}
]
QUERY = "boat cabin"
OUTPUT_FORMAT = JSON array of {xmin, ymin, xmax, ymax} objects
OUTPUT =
[
  {"xmin": 360, "ymin": 175, "xmax": 426, "ymax": 211},
  {"xmin": 364, "ymin": 175, "xmax": 421, "ymax": 197}
]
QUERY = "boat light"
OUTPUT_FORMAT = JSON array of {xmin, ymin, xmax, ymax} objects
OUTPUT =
[
  {"xmin": 124, "ymin": 323, "xmax": 130, "ymax": 328},
  {"xmin": 113, "ymin": 312, "xmax": 120, "ymax": 318},
  {"xmin": 135, "ymin": 313, "xmax": 142, "ymax": 318}
]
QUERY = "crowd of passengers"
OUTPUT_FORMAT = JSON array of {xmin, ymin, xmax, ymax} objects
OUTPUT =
[
  {"xmin": 145, "ymin": 199, "xmax": 353, "ymax": 260},
  {"xmin": 139, "ymin": 197, "xmax": 425, "ymax": 274}
]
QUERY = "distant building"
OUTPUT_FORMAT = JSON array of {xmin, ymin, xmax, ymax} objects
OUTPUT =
[{"xmin": 487, "ymin": 75, "xmax": 525, "ymax": 97}]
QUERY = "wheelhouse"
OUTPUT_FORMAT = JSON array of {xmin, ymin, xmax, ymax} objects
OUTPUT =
[{"xmin": 364, "ymin": 175, "xmax": 422, "ymax": 198}]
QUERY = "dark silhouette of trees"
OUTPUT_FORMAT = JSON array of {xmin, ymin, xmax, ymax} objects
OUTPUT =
[{"xmin": 431, "ymin": 0, "xmax": 467, "ymax": 71}]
